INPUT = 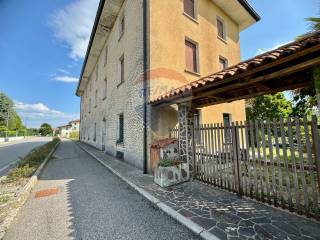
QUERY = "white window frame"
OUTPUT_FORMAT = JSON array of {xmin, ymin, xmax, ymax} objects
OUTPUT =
[{"xmin": 219, "ymin": 56, "xmax": 229, "ymax": 70}]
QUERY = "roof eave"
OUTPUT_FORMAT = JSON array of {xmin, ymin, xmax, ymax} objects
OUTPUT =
[{"xmin": 76, "ymin": 0, "xmax": 106, "ymax": 97}]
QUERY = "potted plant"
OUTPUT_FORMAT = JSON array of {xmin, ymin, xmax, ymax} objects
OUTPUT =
[{"xmin": 154, "ymin": 158, "xmax": 190, "ymax": 187}]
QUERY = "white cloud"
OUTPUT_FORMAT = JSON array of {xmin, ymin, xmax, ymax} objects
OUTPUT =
[
  {"xmin": 257, "ymin": 41, "xmax": 292, "ymax": 55},
  {"xmin": 58, "ymin": 69, "xmax": 70, "ymax": 74},
  {"xmin": 14, "ymin": 101, "xmax": 79, "ymax": 128},
  {"xmin": 53, "ymin": 76, "xmax": 79, "ymax": 83},
  {"xmin": 49, "ymin": 0, "xmax": 99, "ymax": 60}
]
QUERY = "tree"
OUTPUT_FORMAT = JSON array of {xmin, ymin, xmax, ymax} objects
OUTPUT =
[
  {"xmin": 0, "ymin": 92, "xmax": 25, "ymax": 130},
  {"xmin": 290, "ymin": 16, "xmax": 320, "ymax": 116},
  {"xmin": 246, "ymin": 93, "xmax": 292, "ymax": 120},
  {"xmin": 39, "ymin": 123, "xmax": 53, "ymax": 136},
  {"xmin": 0, "ymin": 92, "xmax": 14, "ymax": 128},
  {"xmin": 306, "ymin": 17, "xmax": 320, "ymax": 32},
  {"xmin": 290, "ymin": 87, "xmax": 317, "ymax": 118}
]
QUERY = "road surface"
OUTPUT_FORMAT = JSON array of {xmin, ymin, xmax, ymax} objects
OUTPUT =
[
  {"xmin": 0, "ymin": 137, "xmax": 51, "ymax": 176},
  {"xmin": 4, "ymin": 140, "xmax": 199, "ymax": 240}
]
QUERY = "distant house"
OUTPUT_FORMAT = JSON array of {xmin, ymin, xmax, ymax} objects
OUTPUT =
[
  {"xmin": 58, "ymin": 120, "xmax": 80, "ymax": 138},
  {"xmin": 76, "ymin": 0, "xmax": 260, "ymax": 171}
]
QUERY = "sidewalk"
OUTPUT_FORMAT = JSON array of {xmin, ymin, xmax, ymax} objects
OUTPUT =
[{"xmin": 78, "ymin": 142, "xmax": 320, "ymax": 240}]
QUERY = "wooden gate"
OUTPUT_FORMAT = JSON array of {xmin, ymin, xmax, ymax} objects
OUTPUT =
[{"xmin": 172, "ymin": 115, "xmax": 320, "ymax": 218}]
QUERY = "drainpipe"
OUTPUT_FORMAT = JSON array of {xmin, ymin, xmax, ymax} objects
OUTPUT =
[{"xmin": 143, "ymin": 0, "xmax": 148, "ymax": 174}]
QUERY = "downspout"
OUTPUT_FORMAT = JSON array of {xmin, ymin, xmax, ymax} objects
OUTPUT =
[{"xmin": 143, "ymin": 0, "xmax": 148, "ymax": 174}]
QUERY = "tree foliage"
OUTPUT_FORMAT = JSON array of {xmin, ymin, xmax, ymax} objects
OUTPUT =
[
  {"xmin": 306, "ymin": 17, "xmax": 320, "ymax": 32},
  {"xmin": 246, "ymin": 93, "xmax": 292, "ymax": 120},
  {"xmin": 39, "ymin": 123, "xmax": 53, "ymax": 136},
  {"xmin": 0, "ymin": 92, "xmax": 24, "ymax": 130}
]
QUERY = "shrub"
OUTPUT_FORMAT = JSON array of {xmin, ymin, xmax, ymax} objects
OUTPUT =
[
  {"xmin": 158, "ymin": 159, "xmax": 182, "ymax": 167},
  {"xmin": 8, "ymin": 165, "xmax": 36, "ymax": 179},
  {"xmin": 69, "ymin": 131, "xmax": 79, "ymax": 140},
  {"xmin": 7, "ymin": 137, "xmax": 60, "ymax": 180},
  {"xmin": 0, "ymin": 195, "xmax": 10, "ymax": 204}
]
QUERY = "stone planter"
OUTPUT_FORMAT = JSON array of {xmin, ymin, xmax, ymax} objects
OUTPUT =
[{"xmin": 154, "ymin": 163, "xmax": 190, "ymax": 187}]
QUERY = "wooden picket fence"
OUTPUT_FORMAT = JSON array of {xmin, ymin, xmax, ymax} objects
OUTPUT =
[{"xmin": 171, "ymin": 115, "xmax": 320, "ymax": 218}]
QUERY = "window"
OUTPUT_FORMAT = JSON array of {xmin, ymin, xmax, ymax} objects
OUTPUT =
[
  {"xmin": 103, "ymin": 78, "xmax": 107, "ymax": 99},
  {"xmin": 117, "ymin": 113, "xmax": 124, "ymax": 144},
  {"xmin": 95, "ymin": 90, "xmax": 98, "ymax": 107},
  {"xmin": 119, "ymin": 15, "xmax": 125, "ymax": 39},
  {"xmin": 219, "ymin": 57, "xmax": 228, "ymax": 70},
  {"xmin": 184, "ymin": 0, "xmax": 195, "ymax": 19},
  {"xmin": 96, "ymin": 64, "xmax": 99, "ymax": 81},
  {"xmin": 217, "ymin": 17, "xmax": 226, "ymax": 40},
  {"xmin": 119, "ymin": 55, "xmax": 125, "ymax": 85},
  {"xmin": 89, "ymin": 98, "xmax": 92, "ymax": 113},
  {"xmin": 185, "ymin": 39, "xmax": 198, "ymax": 73},
  {"xmin": 94, "ymin": 122, "xmax": 97, "ymax": 142},
  {"xmin": 223, "ymin": 113, "xmax": 232, "ymax": 143},
  {"xmin": 104, "ymin": 47, "xmax": 108, "ymax": 66}
]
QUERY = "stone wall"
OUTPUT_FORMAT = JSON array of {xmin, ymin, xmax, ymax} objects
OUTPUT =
[{"xmin": 80, "ymin": 0, "xmax": 145, "ymax": 169}]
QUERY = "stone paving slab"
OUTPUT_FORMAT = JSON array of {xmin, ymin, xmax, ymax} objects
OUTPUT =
[{"xmin": 78, "ymin": 142, "xmax": 320, "ymax": 240}]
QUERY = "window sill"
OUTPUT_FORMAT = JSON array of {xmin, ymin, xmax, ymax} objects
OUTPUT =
[
  {"xmin": 116, "ymin": 140, "xmax": 124, "ymax": 145},
  {"xmin": 117, "ymin": 81, "xmax": 124, "ymax": 88},
  {"xmin": 185, "ymin": 69, "xmax": 201, "ymax": 77},
  {"xmin": 183, "ymin": 12, "xmax": 199, "ymax": 24},
  {"xmin": 217, "ymin": 36, "xmax": 227, "ymax": 44}
]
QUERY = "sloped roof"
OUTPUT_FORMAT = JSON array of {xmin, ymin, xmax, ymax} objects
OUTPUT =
[{"xmin": 150, "ymin": 31, "xmax": 320, "ymax": 106}]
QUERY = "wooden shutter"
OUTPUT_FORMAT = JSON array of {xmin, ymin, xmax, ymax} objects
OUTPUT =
[
  {"xmin": 217, "ymin": 18, "xmax": 225, "ymax": 39},
  {"xmin": 184, "ymin": 0, "xmax": 195, "ymax": 18},
  {"xmin": 185, "ymin": 40, "xmax": 197, "ymax": 72}
]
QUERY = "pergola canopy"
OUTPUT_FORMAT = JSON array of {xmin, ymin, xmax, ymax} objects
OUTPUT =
[{"xmin": 150, "ymin": 32, "xmax": 320, "ymax": 108}]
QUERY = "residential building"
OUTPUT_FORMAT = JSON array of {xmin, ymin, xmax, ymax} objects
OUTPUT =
[
  {"xmin": 58, "ymin": 120, "xmax": 80, "ymax": 138},
  {"xmin": 76, "ymin": 0, "xmax": 260, "ymax": 171}
]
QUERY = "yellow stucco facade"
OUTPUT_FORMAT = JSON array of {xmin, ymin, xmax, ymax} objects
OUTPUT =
[{"xmin": 149, "ymin": 0, "xmax": 246, "ymax": 138}]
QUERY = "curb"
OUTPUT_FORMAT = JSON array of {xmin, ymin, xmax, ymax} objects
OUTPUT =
[
  {"xmin": 76, "ymin": 142, "xmax": 220, "ymax": 240},
  {"xmin": 0, "ymin": 141, "xmax": 60, "ymax": 239}
]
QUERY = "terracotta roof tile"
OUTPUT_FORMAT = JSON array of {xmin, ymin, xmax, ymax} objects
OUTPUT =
[{"xmin": 150, "ymin": 31, "xmax": 320, "ymax": 105}]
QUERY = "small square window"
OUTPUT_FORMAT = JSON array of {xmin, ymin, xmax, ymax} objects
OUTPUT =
[
  {"xmin": 217, "ymin": 17, "xmax": 226, "ymax": 40},
  {"xmin": 219, "ymin": 57, "xmax": 228, "ymax": 70},
  {"xmin": 184, "ymin": 0, "xmax": 195, "ymax": 19},
  {"xmin": 185, "ymin": 39, "xmax": 198, "ymax": 73}
]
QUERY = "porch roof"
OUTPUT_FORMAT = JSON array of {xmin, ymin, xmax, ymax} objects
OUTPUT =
[{"xmin": 150, "ymin": 32, "xmax": 320, "ymax": 108}]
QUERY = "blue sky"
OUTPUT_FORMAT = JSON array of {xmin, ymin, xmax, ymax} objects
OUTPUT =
[{"xmin": 0, "ymin": 0, "xmax": 318, "ymax": 128}]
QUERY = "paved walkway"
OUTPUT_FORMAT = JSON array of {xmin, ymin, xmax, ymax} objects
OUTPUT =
[
  {"xmin": 4, "ymin": 140, "xmax": 199, "ymax": 240},
  {"xmin": 78, "ymin": 142, "xmax": 320, "ymax": 240}
]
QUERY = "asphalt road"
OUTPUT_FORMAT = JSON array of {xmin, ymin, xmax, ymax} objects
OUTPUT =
[
  {"xmin": 4, "ymin": 140, "xmax": 200, "ymax": 240},
  {"xmin": 0, "ymin": 137, "xmax": 51, "ymax": 176}
]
